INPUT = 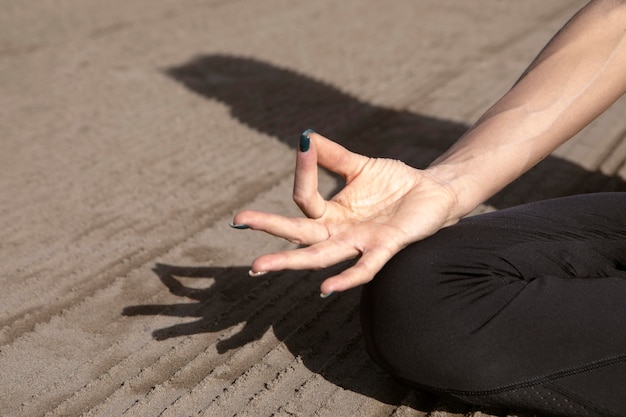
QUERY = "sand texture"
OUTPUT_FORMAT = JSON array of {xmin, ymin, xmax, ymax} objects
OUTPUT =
[{"xmin": 2, "ymin": 0, "xmax": 626, "ymax": 416}]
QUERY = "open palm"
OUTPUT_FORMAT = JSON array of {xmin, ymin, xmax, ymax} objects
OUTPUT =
[{"xmin": 232, "ymin": 131, "xmax": 459, "ymax": 296}]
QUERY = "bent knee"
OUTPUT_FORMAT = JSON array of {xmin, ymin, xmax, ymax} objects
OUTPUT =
[{"xmin": 360, "ymin": 271, "xmax": 531, "ymax": 392}]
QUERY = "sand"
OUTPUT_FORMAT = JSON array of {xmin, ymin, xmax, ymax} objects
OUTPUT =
[{"xmin": 2, "ymin": 0, "xmax": 625, "ymax": 416}]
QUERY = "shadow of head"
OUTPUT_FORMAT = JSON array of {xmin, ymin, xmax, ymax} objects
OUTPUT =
[
  {"xmin": 165, "ymin": 54, "xmax": 626, "ymax": 208},
  {"xmin": 165, "ymin": 53, "xmax": 467, "ymax": 159}
]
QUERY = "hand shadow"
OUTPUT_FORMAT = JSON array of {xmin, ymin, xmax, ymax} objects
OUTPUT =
[
  {"xmin": 123, "ymin": 262, "xmax": 473, "ymax": 414},
  {"xmin": 123, "ymin": 54, "xmax": 626, "ymax": 414}
]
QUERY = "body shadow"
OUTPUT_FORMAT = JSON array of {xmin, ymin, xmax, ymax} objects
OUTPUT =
[{"xmin": 124, "ymin": 55, "xmax": 626, "ymax": 414}]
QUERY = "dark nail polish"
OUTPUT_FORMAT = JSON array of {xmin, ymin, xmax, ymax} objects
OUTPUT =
[
  {"xmin": 229, "ymin": 222, "xmax": 250, "ymax": 230},
  {"xmin": 300, "ymin": 128, "xmax": 314, "ymax": 152}
]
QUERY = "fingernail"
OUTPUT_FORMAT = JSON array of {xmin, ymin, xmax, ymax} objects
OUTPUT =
[
  {"xmin": 320, "ymin": 291, "xmax": 334, "ymax": 299},
  {"xmin": 248, "ymin": 270, "xmax": 268, "ymax": 277},
  {"xmin": 229, "ymin": 222, "xmax": 250, "ymax": 230},
  {"xmin": 300, "ymin": 128, "xmax": 314, "ymax": 152}
]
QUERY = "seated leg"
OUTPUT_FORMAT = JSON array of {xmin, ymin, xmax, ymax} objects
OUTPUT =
[{"xmin": 361, "ymin": 193, "xmax": 626, "ymax": 416}]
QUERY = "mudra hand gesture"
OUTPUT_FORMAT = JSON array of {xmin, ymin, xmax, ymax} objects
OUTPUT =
[{"xmin": 231, "ymin": 129, "xmax": 460, "ymax": 297}]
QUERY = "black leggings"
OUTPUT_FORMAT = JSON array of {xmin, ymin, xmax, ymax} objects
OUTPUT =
[{"xmin": 361, "ymin": 193, "xmax": 626, "ymax": 417}]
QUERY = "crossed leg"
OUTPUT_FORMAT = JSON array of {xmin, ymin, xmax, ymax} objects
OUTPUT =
[{"xmin": 361, "ymin": 193, "xmax": 626, "ymax": 417}]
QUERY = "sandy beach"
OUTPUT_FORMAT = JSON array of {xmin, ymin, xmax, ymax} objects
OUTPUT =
[{"xmin": 2, "ymin": 1, "xmax": 625, "ymax": 416}]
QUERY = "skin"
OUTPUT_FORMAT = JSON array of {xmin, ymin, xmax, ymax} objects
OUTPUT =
[{"xmin": 232, "ymin": 0, "xmax": 626, "ymax": 296}]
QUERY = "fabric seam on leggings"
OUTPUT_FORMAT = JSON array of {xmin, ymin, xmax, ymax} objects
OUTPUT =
[
  {"xmin": 425, "ymin": 353, "xmax": 626, "ymax": 396},
  {"xmin": 545, "ymin": 382, "xmax": 623, "ymax": 417}
]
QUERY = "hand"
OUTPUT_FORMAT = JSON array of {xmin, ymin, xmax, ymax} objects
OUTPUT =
[{"xmin": 231, "ymin": 130, "xmax": 460, "ymax": 296}]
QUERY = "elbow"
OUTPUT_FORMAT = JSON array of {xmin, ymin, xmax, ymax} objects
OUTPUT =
[
  {"xmin": 587, "ymin": 0, "xmax": 626, "ymax": 41},
  {"xmin": 591, "ymin": 0, "xmax": 626, "ymax": 15}
]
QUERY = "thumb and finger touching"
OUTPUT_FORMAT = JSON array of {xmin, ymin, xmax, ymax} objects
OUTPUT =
[
  {"xmin": 234, "ymin": 129, "xmax": 404, "ymax": 294},
  {"xmin": 293, "ymin": 130, "xmax": 367, "ymax": 218}
]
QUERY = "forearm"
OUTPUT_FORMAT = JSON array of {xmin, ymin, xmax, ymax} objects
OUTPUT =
[{"xmin": 427, "ymin": 0, "xmax": 626, "ymax": 218}]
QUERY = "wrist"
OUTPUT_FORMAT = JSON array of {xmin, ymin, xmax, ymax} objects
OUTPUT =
[{"xmin": 422, "ymin": 162, "xmax": 490, "ymax": 221}]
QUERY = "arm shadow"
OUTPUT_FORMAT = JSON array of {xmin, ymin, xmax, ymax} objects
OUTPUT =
[{"xmin": 165, "ymin": 53, "xmax": 626, "ymax": 206}]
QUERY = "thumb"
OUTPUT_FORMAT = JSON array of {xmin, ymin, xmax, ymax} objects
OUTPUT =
[{"xmin": 308, "ymin": 131, "xmax": 367, "ymax": 180}]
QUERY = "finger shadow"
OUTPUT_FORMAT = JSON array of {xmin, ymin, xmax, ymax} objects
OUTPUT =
[{"xmin": 126, "ymin": 54, "xmax": 626, "ymax": 413}]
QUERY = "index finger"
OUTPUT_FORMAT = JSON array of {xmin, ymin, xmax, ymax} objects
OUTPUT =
[{"xmin": 293, "ymin": 129, "xmax": 326, "ymax": 219}]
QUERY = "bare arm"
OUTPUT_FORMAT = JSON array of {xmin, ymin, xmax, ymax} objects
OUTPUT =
[
  {"xmin": 428, "ymin": 0, "xmax": 626, "ymax": 219},
  {"xmin": 233, "ymin": 0, "xmax": 626, "ymax": 295}
]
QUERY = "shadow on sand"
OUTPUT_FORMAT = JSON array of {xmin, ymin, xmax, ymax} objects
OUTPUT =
[{"xmin": 123, "ymin": 54, "xmax": 626, "ymax": 415}]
